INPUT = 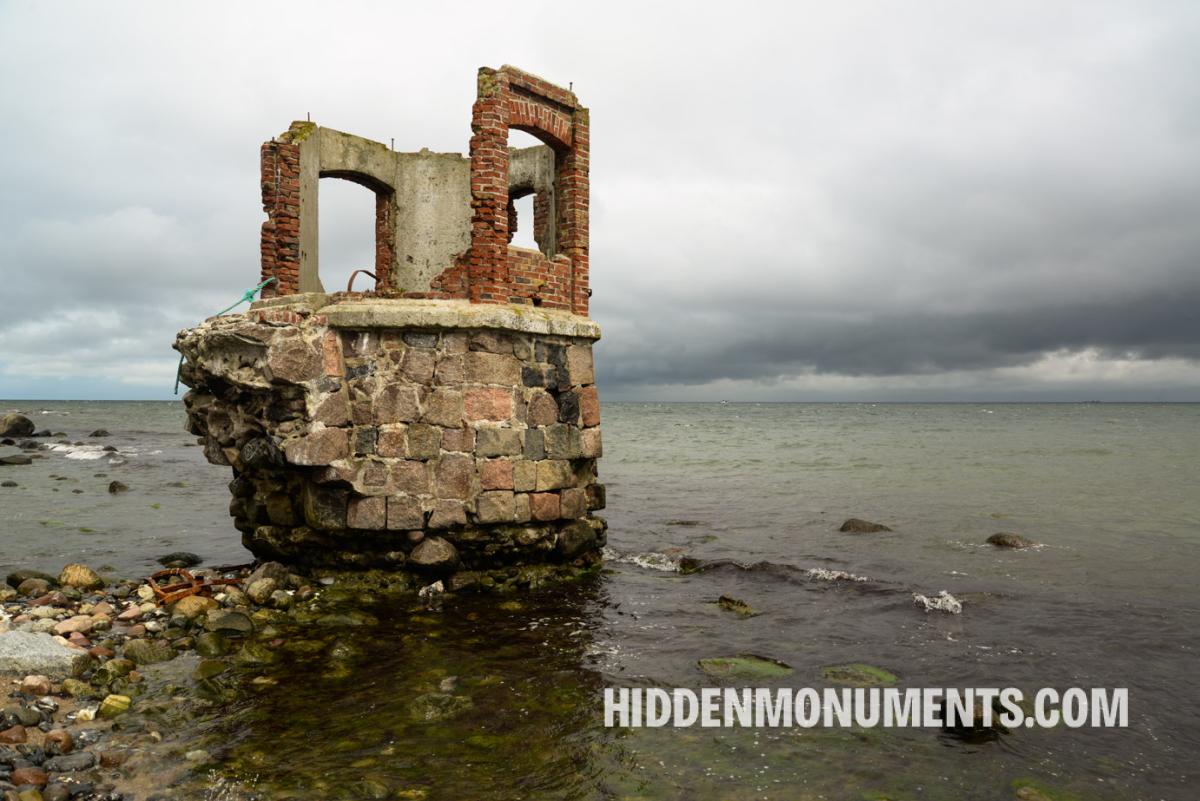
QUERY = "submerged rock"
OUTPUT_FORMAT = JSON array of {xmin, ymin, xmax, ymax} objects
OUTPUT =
[
  {"xmin": 88, "ymin": 429, "xmax": 110, "ymax": 438},
  {"xmin": 839, "ymin": 518, "xmax": 893, "ymax": 533},
  {"xmin": 157, "ymin": 551, "xmax": 202, "ymax": 568},
  {"xmin": 716, "ymin": 595, "xmax": 758, "ymax": 617},
  {"xmin": 987, "ymin": 532, "xmax": 1038, "ymax": 549},
  {"xmin": 122, "ymin": 638, "xmax": 176, "ymax": 665},
  {"xmin": 409, "ymin": 692, "xmax": 473, "ymax": 722},
  {"xmin": 698, "ymin": 654, "xmax": 793, "ymax": 679},
  {"xmin": 0, "ymin": 454, "xmax": 33, "ymax": 466},
  {"xmin": 822, "ymin": 663, "xmax": 898, "ymax": 687}
]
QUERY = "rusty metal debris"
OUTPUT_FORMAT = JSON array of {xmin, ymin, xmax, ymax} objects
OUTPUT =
[{"xmin": 147, "ymin": 568, "xmax": 242, "ymax": 605}]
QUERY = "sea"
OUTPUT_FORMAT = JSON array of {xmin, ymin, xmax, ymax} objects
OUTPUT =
[{"xmin": 2, "ymin": 400, "xmax": 1198, "ymax": 800}]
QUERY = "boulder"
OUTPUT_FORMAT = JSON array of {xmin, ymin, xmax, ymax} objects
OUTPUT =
[
  {"xmin": 6, "ymin": 569, "xmax": 56, "ymax": 588},
  {"xmin": 17, "ymin": 578, "xmax": 52, "ymax": 597},
  {"xmin": 172, "ymin": 595, "xmax": 217, "ymax": 619},
  {"xmin": 88, "ymin": 429, "xmax": 110, "ymax": 437},
  {"xmin": 409, "ymin": 537, "xmax": 460, "ymax": 571},
  {"xmin": 107, "ymin": 480, "xmax": 130, "ymax": 494},
  {"xmin": 0, "ymin": 413, "xmax": 34, "ymax": 437},
  {"xmin": 246, "ymin": 560, "xmax": 289, "ymax": 586},
  {"xmin": 58, "ymin": 564, "xmax": 104, "ymax": 591},
  {"xmin": 0, "ymin": 454, "xmax": 33, "ymax": 466},
  {"xmin": 0, "ymin": 631, "xmax": 77, "ymax": 676},
  {"xmin": 20, "ymin": 674, "xmax": 53, "ymax": 696},
  {"xmin": 986, "ymin": 532, "xmax": 1038, "ymax": 549},
  {"xmin": 245, "ymin": 577, "xmax": 277, "ymax": 605},
  {"xmin": 839, "ymin": 518, "xmax": 893, "ymax": 533}
]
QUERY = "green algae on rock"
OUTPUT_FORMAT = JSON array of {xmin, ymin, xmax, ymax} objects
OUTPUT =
[
  {"xmin": 698, "ymin": 654, "xmax": 792, "ymax": 679},
  {"xmin": 821, "ymin": 663, "xmax": 898, "ymax": 687}
]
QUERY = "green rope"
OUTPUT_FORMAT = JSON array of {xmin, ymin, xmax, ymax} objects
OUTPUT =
[{"xmin": 174, "ymin": 277, "xmax": 278, "ymax": 394}]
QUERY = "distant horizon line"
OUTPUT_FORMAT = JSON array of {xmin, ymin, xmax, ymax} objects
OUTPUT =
[{"xmin": 3, "ymin": 398, "xmax": 1199, "ymax": 405}]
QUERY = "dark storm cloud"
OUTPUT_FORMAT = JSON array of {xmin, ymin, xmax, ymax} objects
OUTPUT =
[{"xmin": 1, "ymin": 1, "xmax": 1199, "ymax": 399}]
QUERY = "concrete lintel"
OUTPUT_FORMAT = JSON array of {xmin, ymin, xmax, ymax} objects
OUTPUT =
[{"xmin": 318, "ymin": 299, "xmax": 600, "ymax": 340}]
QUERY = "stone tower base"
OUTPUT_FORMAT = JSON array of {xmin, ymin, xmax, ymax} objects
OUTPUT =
[{"xmin": 176, "ymin": 296, "xmax": 605, "ymax": 585}]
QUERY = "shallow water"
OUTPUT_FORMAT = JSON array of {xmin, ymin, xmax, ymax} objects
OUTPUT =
[{"xmin": 3, "ymin": 401, "xmax": 1199, "ymax": 799}]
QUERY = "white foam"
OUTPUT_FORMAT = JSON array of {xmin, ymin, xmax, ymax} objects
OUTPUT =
[
  {"xmin": 913, "ymin": 590, "xmax": 963, "ymax": 614},
  {"xmin": 47, "ymin": 443, "xmax": 107, "ymax": 461},
  {"xmin": 806, "ymin": 567, "xmax": 871, "ymax": 583},
  {"xmin": 601, "ymin": 547, "xmax": 681, "ymax": 572}
]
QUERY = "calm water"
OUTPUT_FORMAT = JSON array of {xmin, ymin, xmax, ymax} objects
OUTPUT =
[{"xmin": 2, "ymin": 401, "xmax": 1199, "ymax": 800}]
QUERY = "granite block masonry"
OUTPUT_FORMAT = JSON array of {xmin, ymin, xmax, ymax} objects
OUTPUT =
[{"xmin": 176, "ymin": 67, "xmax": 605, "ymax": 582}]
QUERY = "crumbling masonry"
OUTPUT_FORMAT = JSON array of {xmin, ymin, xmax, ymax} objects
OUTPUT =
[{"xmin": 176, "ymin": 67, "xmax": 605, "ymax": 587}]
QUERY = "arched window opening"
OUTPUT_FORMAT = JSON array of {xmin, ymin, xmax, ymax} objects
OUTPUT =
[
  {"xmin": 506, "ymin": 128, "xmax": 557, "ymax": 259},
  {"xmin": 318, "ymin": 175, "xmax": 390, "ymax": 293}
]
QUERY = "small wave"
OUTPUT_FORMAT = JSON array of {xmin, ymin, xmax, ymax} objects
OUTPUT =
[
  {"xmin": 48, "ymin": 443, "xmax": 108, "ymax": 461},
  {"xmin": 601, "ymin": 547, "xmax": 681, "ymax": 572},
  {"xmin": 806, "ymin": 567, "xmax": 871, "ymax": 583},
  {"xmin": 913, "ymin": 590, "xmax": 963, "ymax": 614}
]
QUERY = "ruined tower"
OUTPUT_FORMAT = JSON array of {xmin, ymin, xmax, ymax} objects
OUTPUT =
[{"xmin": 175, "ymin": 67, "xmax": 605, "ymax": 587}]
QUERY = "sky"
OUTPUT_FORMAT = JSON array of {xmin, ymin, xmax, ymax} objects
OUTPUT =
[{"xmin": 1, "ymin": 0, "xmax": 1198, "ymax": 401}]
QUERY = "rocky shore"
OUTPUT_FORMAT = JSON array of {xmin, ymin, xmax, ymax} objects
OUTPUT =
[{"xmin": 1, "ymin": 556, "xmax": 521, "ymax": 801}]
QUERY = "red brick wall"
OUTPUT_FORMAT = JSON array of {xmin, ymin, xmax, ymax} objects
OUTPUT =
[
  {"xmin": 259, "ymin": 139, "xmax": 301, "ymax": 296},
  {"xmin": 459, "ymin": 66, "xmax": 591, "ymax": 316}
]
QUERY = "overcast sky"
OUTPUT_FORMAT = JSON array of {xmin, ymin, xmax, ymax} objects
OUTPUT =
[{"xmin": 1, "ymin": 0, "xmax": 1198, "ymax": 401}]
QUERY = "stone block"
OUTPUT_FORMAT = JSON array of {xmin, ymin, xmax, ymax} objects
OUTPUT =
[
  {"xmin": 536, "ymin": 460, "xmax": 574, "ymax": 491},
  {"xmin": 322, "ymin": 331, "xmax": 343, "ymax": 377},
  {"xmin": 556, "ymin": 519, "xmax": 598, "ymax": 559},
  {"xmin": 479, "ymin": 458, "xmax": 514, "ymax": 490},
  {"xmin": 376, "ymin": 384, "xmax": 420, "ymax": 423},
  {"xmin": 353, "ymin": 426, "xmax": 378, "ymax": 456},
  {"xmin": 359, "ymin": 460, "xmax": 390, "ymax": 491},
  {"xmin": 386, "ymin": 495, "xmax": 424, "ymax": 529},
  {"xmin": 406, "ymin": 423, "xmax": 441, "ymax": 460},
  {"xmin": 566, "ymin": 344, "xmax": 594, "ymax": 385},
  {"xmin": 435, "ymin": 453, "xmax": 474, "ymax": 500},
  {"xmin": 464, "ymin": 387, "xmax": 513, "ymax": 422},
  {"xmin": 523, "ymin": 428, "xmax": 545, "ymax": 460},
  {"xmin": 579, "ymin": 385, "xmax": 600, "ymax": 427},
  {"xmin": 440, "ymin": 331, "xmax": 469, "ymax": 354},
  {"xmin": 434, "ymin": 354, "xmax": 465, "ymax": 385},
  {"xmin": 403, "ymin": 332, "xmax": 439, "ymax": 348},
  {"xmin": 401, "ymin": 348, "xmax": 436, "ymax": 384},
  {"xmin": 441, "ymin": 427, "xmax": 474, "ymax": 452},
  {"xmin": 527, "ymin": 391, "xmax": 558, "ymax": 427},
  {"xmin": 586, "ymin": 483, "xmax": 606, "ymax": 511},
  {"xmin": 392, "ymin": 460, "xmax": 431, "ymax": 495},
  {"xmin": 514, "ymin": 493, "xmax": 531, "ymax": 523},
  {"xmin": 265, "ymin": 494, "xmax": 297, "ymax": 525},
  {"xmin": 580, "ymin": 427, "xmax": 603, "ymax": 458},
  {"xmin": 284, "ymin": 427, "xmax": 349, "ymax": 466},
  {"xmin": 535, "ymin": 341, "xmax": 566, "ymax": 367},
  {"xmin": 476, "ymin": 491, "xmax": 515, "ymax": 523},
  {"xmin": 267, "ymin": 337, "xmax": 322, "ymax": 384},
  {"xmin": 476, "ymin": 427, "xmax": 522, "ymax": 457},
  {"xmin": 469, "ymin": 331, "xmax": 514, "ymax": 354},
  {"xmin": 347, "ymin": 496, "xmax": 386, "ymax": 530},
  {"xmin": 422, "ymin": 388, "xmax": 464, "ymax": 427},
  {"xmin": 376, "ymin": 425, "xmax": 408, "ymax": 458},
  {"xmin": 543, "ymin": 424, "xmax": 581, "ymax": 459},
  {"xmin": 303, "ymin": 485, "xmax": 348, "ymax": 529},
  {"xmin": 313, "ymin": 392, "xmax": 349, "ymax": 426},
  {"xmin": 557, "ymin": 391, "xmax": 580, "ymax": 424},
  {"xmin": 513, "ymin": 460, "xmax": 537, "ymax": 491},
  {"xmin": 465, "ymin": 351, "xmax": 521, "ymax": 385},
  {"xmin": 427, "ymin": 499, "xmax": 467, "ymax": 529},
  {"xmin": 560, "ymin": 487, "xmax": 587, "ymax": 519},
  {"xmin": 530, "ymin": 492, "xmax": 560, "ymax": 521}
]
